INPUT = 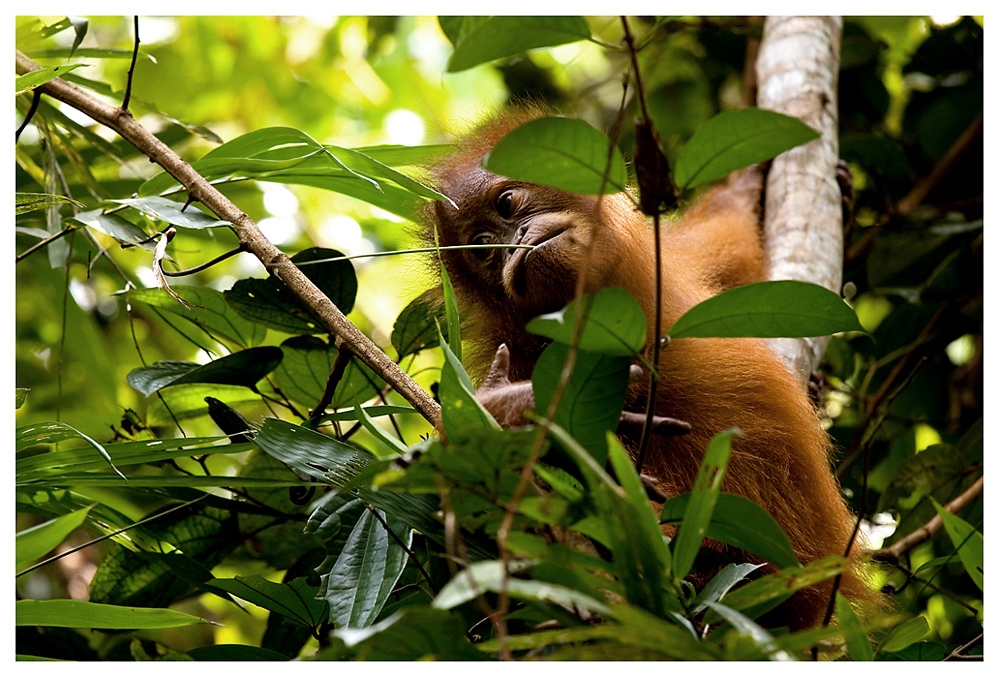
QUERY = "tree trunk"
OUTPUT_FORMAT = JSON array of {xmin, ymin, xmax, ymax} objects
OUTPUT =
[{"xmin": 756, "ymin": 16, "xmax": 844, "ymax": 386}]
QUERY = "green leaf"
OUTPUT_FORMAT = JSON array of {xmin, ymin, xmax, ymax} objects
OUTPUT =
[
  {"xmin": 224, "ymin": 247, "xmax": 358, "ymax": 334},
  {"xmin": 15, "ymin": 192, "xmax": 84, "ymax": 215},
  {"xmin": 837, "ymin": 592, "xmax": 874, "ymax": 660},
  {"xmin": 484, "ymin": 116, "xmax": 628, "ymax": 195},
  {"xmin": 433, "ymin": 560, "xmax": 610, "ymax": 615},
  {"xmin": 15, "ymin": 388, "xmax": 29, "ymax": 408},
  {"xmin": 671, "ymin": 429, "xmax": 738, "ymax": 580},
  {"xmin": 674, "ymin": 108, "xmax": 820, "ymax": 190},
  {"xmin": 320, "ymin": 508, "xmax": 412, "ymax": 628},
  {"xmin": 138, "ymin": 127, "xmax": 446, "ymax": 218},
  {"xmin": 16, "ymin": 506, "xmax": 92, "ymax": 568},
  {"xmin": 442, "ymin": 16, "xmax": 590, "ymax": 72},
  {"xmin": 71, "ymin": 209, "xmax": 157, "ymax": 252},
  {"xmin": 703, "ymin": 556, "xmax": 848, "ymax": 624},
  {"xmin": 127, "ymin": 286, "xmax": 266, "ymax": 348},
  {"xmin": 272, "ymin": 335, "xmax": 382, "ymax": 408},
  {"xmin": 16, "ymin": 435, "xmax": 234, "ymax": 482},
  {"xmin": 668, "ymin": 280, "xmax": 865, "ymax": 339},
  {"xmin": 661, "ymin": 492, "xmax": 798, "ymax": 569},
  {"xmin": 931, "ymin": 496, "xmax": 984, "ymax": 590},
  {"xmin": 111, "ymin": 196, "xmax": 228, "ymax": 229},
  {"xmin": 212, "ymin": 575, "xmax": 327, "ymax": 628},
  {"xmin": 329, "ymin": 607, "xmax": 484, "ymax": 660},
  {"xmin": 440, "ymin": 255, "xmax": 462, "ymax": 363},
  {"xmin": 15, "ymin": 600, "xmax": 210, "ymax": 629},
  {"xmin": 599, "ymin": 436, "xmax": 673, "ymax": 615},
  {"xmin": 532, "ymin": 343, "xmax": 631, "ymax": 464},
  {"xmin": 437, "ymin": 329, "xmax": 499, "ymax": 439},
  {"xmin": 15, "ymin": 63, "xmax": 86, "ymax": 94},
  {"xmin": 692, "ymin": 563, "xmax": 766, "ymax": 615},
  {"xmin": 16, "ymin": 421, "xmax": 123, "ymax": 479},
  {"xmin": 391, "ymin": 290, "xmax": 446, "ymax": 358},
  {"xmin": 126, "ymin": 347, "xmax": 283, "ymax": 397},
  {"xmin": 527, "ymin": 287, "xmax": 647, "ymax": 356},
  {"xmin": 881, "ymin": 615, "xmax": 931, "ymax": 654}
]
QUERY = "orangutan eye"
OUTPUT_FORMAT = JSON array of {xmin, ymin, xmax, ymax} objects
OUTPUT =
[
  {"xmin": 471, "ymin": 232, "xmax": 495, "ymax": 260},
  {"xmin": 495, "ymin": 191, "xmax": 515, "ymax": 219}
]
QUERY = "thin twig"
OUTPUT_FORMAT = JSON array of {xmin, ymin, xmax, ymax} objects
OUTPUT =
[
  {"xmin": 122, "ymin": 16, "xmax": 140, "ymax": 112},
  {"xmin": 160, "ymin": 244, "xmax": 246, "ymax": 277},
  {"xmin": 15, "ymin": 225, "xmax": 77, "ymax": 263},
  {"xmin": 871, "ymin": 476, "xmax": 984, "ymax": 564}
]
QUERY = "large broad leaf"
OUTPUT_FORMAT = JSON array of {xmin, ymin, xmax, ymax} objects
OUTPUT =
[
  {"xmin": 88, "ymin": 505, "xmax": 242, "ymax": 608},
  {"xmin": 16, "ymin": 506, "xmax": 92, "ymax": 569},
  {"xmin": 15, "ymin": 600, "xmax": 209, "ymax": 629},
  {"xmin": 484, "ymin": 117, "xmax": 628, "ymax": 195},
  {"xmin": 127, "ymin": 286, "xmax": 266, "ymax": 348},
  {"xmin": 320, "ymin": 508, "xmax": 412, "ymax": 628},
  {"xmin": 660, "ymin": 492, "xmax": 798, "ymax": 570},
  {"xmin": 441, "ymin": 16, "xmax": 590, "ymax": 72},
  {"xmin": 668, "ymin": 280, "xmax": 865, "ymax": 339},
  {"xmin": 271, "ymin": 335, "xmax": 382, "ymax": 408},
  {"xmin": 254, "ymin": 420, "xmax": 493, "ymax": 560},
  {"xmin": 527, "ymin": 287, "xmax": 647, "ymax": 356},
  {"xmin": 212, "ymin": 575, "xmax": 327, "ymax": 628},
  {"xmin": 138, "ymin": 127, "xmax": 446, "ymax": 219},
  {"xmin": 532, "ymin": 343, "xmax": 631, "ymax": 464},
  {"xmin": 932, "ymin": 497, "xmax": 984, "ymax": 590},
  {"xmin": 881, "ymin": 615, "xmax": 931, "ymax": 653},
  {"xmin": 224, "ymin": 247, "xmax": 357, "ymax": 334},
  {"xmin": 72, "ymin": 209, "xmax": 157, "ymax": 251},
  {"xmin": 674, "ymin": 108, "xmax": 820, "ymax": 190},
  {"xmin": 111, "ymin": 196, "xmax": 228, "ymax": 229},
  {"xmin": 126, "ymin": 346, "xmax": 283, "ymax": 397},
  {"xmin": 390, "ymin": 290, "xmax": 446, "ymax": 358},
  {"xmin": 670, "ymin": 429, "xmax": 739, "ymax": 580}
]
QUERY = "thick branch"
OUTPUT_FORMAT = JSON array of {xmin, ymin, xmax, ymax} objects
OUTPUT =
[
  {"xmin": 756, "ymin": 17, "xmax": 843, "ymax": 385},
  {"xmin": 871, "ymin": 476, "xmax": 983, "ymax": 564},
  {"xmin": 16, "ymin": 50, "xmax": 440, "ymax": 425}
]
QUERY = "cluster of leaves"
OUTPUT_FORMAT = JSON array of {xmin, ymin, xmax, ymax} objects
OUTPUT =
[{"xmin": 15, "ymin": 15, "xmax": 982, "ymax": 661}]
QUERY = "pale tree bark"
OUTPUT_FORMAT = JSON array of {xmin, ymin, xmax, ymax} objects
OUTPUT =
[{"xmin": 756, "ymin": 16, "xmax": 844, "ymax": 386}]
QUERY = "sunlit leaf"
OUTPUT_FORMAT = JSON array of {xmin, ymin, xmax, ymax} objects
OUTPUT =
[
  {"xmin": 442, "ymin": 16, "xmax": 590, "ymax": 72},
  {"xmin": 15, "ymin": 63, "xmax": 86, "ymax": 94},
  {"xmin": 668, "ymin": 281, "xmax": 865, "ymax": 339},
  {"xmin": 15, "ymin": 600, "xmax": 210, "ymax": 629},
  {"xmin": 484, "ymin": 116, "xmax": 628, "ymax": 195},
  {"xmin": 527, "ymin": 287, "xmax": 647, "ymax": 356},
  {"xmin": 674, "ymin": 108, "xmax": 819, "ymax": 189},
  {"xmin": 16, "ymin": 506, "xmax": 92, "ymax": 568},
  {"xmin": 111, "ymin": 196, "xmax": 228, "ymax": 229}
]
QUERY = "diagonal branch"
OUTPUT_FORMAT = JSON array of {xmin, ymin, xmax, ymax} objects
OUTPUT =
[{"xmin": 15, "ymin": 50, "xmax": 440, "ymax": 425}]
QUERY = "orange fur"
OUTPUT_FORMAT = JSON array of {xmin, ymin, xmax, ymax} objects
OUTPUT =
[{"xmin": 424, "ymin": 110, "xmax": 877, "ymax": 630}]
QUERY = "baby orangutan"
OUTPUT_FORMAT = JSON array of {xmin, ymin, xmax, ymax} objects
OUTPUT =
[{"xmin": 424, "ymin": 110, "xmax": 876, "ymax": 630}]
